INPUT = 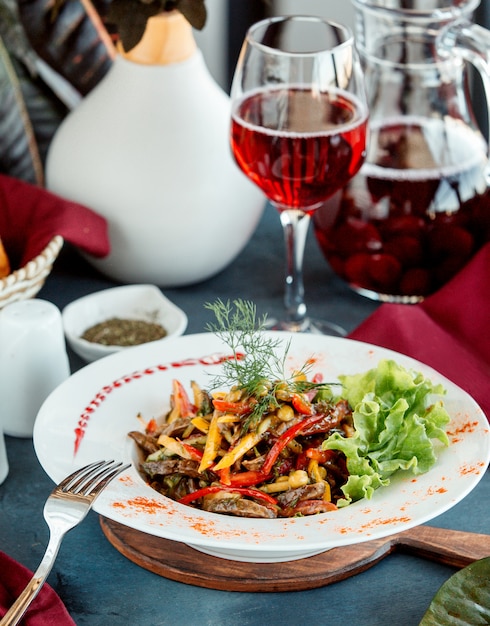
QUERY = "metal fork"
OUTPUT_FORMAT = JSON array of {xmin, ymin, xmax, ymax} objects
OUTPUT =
[{"xmin": 0, "ymin": 459, "xmax": 130, "ymax": 626}]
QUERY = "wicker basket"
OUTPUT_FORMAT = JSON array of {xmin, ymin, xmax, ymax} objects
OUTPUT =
[{"xmin": 0, "ymin": 236, "xmax": 63, "ymax": 308}]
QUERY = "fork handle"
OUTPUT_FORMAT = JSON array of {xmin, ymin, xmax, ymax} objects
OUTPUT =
[{"xmin": 0, "ymin": 532, "xmax": 64, "ymax": 626}]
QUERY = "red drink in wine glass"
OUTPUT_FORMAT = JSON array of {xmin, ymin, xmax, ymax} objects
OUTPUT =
[
  {"xmin": 230, "ymin": 16, "xmax": 368, "ymax": 333},
  {"xmin": 231, "ymin": 88, "xmax": 367, "ymax": 212}
]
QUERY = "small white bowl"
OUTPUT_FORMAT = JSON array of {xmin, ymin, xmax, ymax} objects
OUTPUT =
[{"xmin": 62, "ymin": 284, "xmax": 187, "ymax": 362}]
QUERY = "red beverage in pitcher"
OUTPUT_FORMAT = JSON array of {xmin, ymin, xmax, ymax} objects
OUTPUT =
[
  {"xmin": 231, "ymin": 87, "xmax": 367, "ymax": 211},
  {"xmin": 313, "ymin": 118, "xmax": 490, "ymax": 300}
]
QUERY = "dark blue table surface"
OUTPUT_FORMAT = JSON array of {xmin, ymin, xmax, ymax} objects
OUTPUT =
[{"xmin": 1, "ymin": 204, "xmax": 488, "ymax": 626}]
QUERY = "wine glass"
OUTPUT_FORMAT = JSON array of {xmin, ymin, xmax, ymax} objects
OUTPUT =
[{"xmin": 230, "ymin": 16, "xmax": 368, "ymax": 334}]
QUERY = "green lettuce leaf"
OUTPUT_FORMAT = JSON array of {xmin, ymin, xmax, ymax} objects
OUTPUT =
[{"xmin": 322, "ymin": 359, "xmax": 450, "ymax": 506}]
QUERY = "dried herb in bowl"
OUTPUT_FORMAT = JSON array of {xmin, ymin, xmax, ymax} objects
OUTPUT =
[{"xmin": 81, "ymin": 318, "xmax": 167, "ymax": 347}]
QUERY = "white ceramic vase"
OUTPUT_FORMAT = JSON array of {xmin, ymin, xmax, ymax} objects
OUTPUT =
[{"xmin": 46, "ymin": 12, "xmax": 264, "ymax": 287}]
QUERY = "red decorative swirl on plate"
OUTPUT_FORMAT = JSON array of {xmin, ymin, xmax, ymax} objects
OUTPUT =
[{"xmin": 73, "ymin": 352, "xmax": 242, "ymax": 455}]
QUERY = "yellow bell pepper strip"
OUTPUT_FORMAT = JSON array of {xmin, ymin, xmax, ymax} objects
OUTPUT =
[
  {"xmin": 307, "ymin": 459, "xmax": 325, "ymax": 483},
  {"xmin": 191, "ymin": 416, "xmax": 210, "ymax": 433},
  {"xmin": 261, "ymin": 413, "xmax": 325, "ymax": 475},
  {"xmin": 178, "ymin": 485, "xmax": 278, "ymax": 507},
  {"xmin": 307, "ymin": 459, "xmax": 333, "ymax": 501},
  {"xmin": 190, "ymin": 380, "xmax": 213, "ymax": 415},
  {"xmin": 198, "ymin": 412, "xmax": 222, "ymax": 472},
  {"xmin": 212, "ymin": 430, "xmax": 264, "ymax": 471},
  {"xmin": 217, "ymin": 413, "xmax": 241, "ymax": 424},
  {"xmin": 157, "ymin": 435, "xmax": 199, "ymax": 460},
  {"xmin": 190, "ymin": 380, "xmax": 202, "ymax": 407},
  {"xmin": 323, "ymin": 481, "xmax": 332, "ymax": 502}
]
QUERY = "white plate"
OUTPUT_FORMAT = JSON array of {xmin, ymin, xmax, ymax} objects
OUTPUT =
[{"xmin": 33, "ymin": 332, "xmax": 490, "ymax": 563}]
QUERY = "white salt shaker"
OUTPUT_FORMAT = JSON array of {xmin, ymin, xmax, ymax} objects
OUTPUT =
[
  {"xmin": 0, "ymin": 428, "xmax": 8, "ymax": 484},
  {"xmin": 0, "ymin": 299, "xmax": 70, "ymax": 438}
]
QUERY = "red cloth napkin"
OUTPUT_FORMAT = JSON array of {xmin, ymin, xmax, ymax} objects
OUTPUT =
[
  {"xmin": 0, "ymin": 174, "xmax": 110, "ymax": 268},
  {"xmin": 0, "ymin": 551, "xmax": 75, "ymax": 625},
  {"xmin": 348, "ymin": 242, "xmax": 490, "ymax": 421}
]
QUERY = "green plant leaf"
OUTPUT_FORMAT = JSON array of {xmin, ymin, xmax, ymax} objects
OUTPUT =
[
  {"xmin": 106, "ymin": 0, "xmax": 163, "ymax": 52},
  {"xmin": 0, "ymin": 0, "xmax": 70, "ymax": 184},
  {"xmin": 0, "ymin": 0, "xmax": 37, "ymax": 72},
  {"xmin": 419, "ymin": 557, "xmax": 490, "ymax": 625},
  {"xmin": 175, "ymin": 0, "xmax": 206, "ymax": 30},
  {"xmin": 18, "ymin": 61, "xmax": 69, "ymax": 171},
  {"xmin": 106, "ymin": 0, "xmax": 207, "ymax": 52},
  {"xmin": 0, "ymin": 34, "xmax": 43, "ymax": 184},
  {"xmin": 17, "ymin": 0, "xmax": 115, "ymax": 96}
]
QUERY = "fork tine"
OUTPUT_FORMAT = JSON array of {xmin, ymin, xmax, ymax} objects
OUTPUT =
[
  {"xmin": 56, "ymin": 460, "xmax": 108, "ymax": 492},
  {"xmin": 77, "ymin": 460, "xmax": 128, "ymax": 496},
  {"xmin": 55, "ymin": 460, "xmax": 130, "ymax": 497},
  {"xmin": 84, "ymin": 462, "xmax": 131, "ymax": 498},
  {"xmin": 62, "ymin": 460, "xmax": 119, "ymax": 494}
]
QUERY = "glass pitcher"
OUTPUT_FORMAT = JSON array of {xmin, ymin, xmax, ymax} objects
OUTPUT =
[{"xmin": 313, "ymin": 0, "xmax": 490, "ymax": 302}]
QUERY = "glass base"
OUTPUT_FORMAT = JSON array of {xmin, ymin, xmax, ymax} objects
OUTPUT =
[
  {"xmin": 349, "ymin": 283, "xmax": 424, "ymax": 304},
  {"xmin": 265, "ymin": 317, "xmax": 346, "ymax": 337}
]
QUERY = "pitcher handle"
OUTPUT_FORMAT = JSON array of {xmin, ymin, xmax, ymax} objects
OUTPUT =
[{"xmin": 438, "ymin": 19, "xmax": 490, "ymax": 147}]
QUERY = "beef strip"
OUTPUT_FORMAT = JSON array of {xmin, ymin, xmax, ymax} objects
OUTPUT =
[
  {"xmin": 300, "ymin": 400, "xmax": 352, "ymax": 436},
  {"xmin": 142, "ymin": 458, "xmax": 202, "ymax": 478},
  {"xmin": 276, "ymin": 482, "xmax": 325, "ymax": 508},
  {"xmin": 202, "ymin": 494, "xmax": 277, "ymax": 519},
  {"xmin": 268, "ymin": 415, "xmax": 303, "ymax": 438},
  {"xmin": 158, "ymin": 417, "xmax": 194, "ymax": 438},
  {"xmin": 128, "ymin": 431, "xmax": 160, "ymax": 455},
  {"xmin": 282, "ymin": 499, "xmax": 337, "ymax": 516},
  {"xmin": 241, "ymin": 454, "xmax": 267, "ymax": 470}
]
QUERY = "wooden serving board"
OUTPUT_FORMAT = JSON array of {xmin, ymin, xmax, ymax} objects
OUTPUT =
[{"xmin": 99, "ymin": 517, "xmax": 490, "ymax": 592}]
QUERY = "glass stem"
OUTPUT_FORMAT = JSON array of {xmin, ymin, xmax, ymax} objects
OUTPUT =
[{"xmin": 279, "ymin": 209, "xmax": 310, "ymax": 330}]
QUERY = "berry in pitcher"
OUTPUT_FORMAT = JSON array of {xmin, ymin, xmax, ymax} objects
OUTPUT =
[{"xmin": 313, "ymin": 118, "xmax": 490, "ymax": 300}]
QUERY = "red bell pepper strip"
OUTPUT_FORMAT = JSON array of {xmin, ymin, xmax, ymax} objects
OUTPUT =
[
  {"xmin": 305, "ymin": 447, "xmax": 337, "ymax": 464},
  {"xmin": 145, "ymin": 418, "xmax": 158, "ymax": 435},
  {"xmin": 275, "ymin": 457, "xmax": 295, "ymax": 476},
  {"xmin": 291, "ymin": 393, "xmax": 313, "ymax": 415},
  {"xmin": 211, "ymin": 398, "xmax": 253, "ymax": 415},
  {"xmin": 178, "ymin": 485, "xmax": 278, "ymax": 506},
  {"xmin": 225, "ymin": 470, "xmax": 270, "ymax": 487},
  {"xmin": 182, "ymin": 442, "xmax": 204, "ymax": 462},
  {"xmin": 285, "ymin": 499, "xmax": 338, "ymax": 516},
  {"xmin": 172, "ymin": 379, "xmax": 197, "ymax": 417},
  {"xmin": 294, "ymin": 450, "xmax": 310, "ymax": 471},
  {"xmin": 218, "ymin": 466, "xmax": 231, "ymax": 485},
  {"xmin": 262, "ymin": 413, "xmax": 325, "ymax": 475}
]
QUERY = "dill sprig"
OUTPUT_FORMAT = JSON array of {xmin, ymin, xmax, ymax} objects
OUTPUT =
[
  {"xmin": 204, "ymin": 299, "xmax": 324, "ymax": 430},
  {"xmin": 205, "ymin": 299, "xmax": 287, "ymax": 388}
]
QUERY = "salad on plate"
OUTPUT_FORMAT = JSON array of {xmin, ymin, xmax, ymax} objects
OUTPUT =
[{"xmin": 129, "ymin": 300, "xmax": 450, "ymax": 519}]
